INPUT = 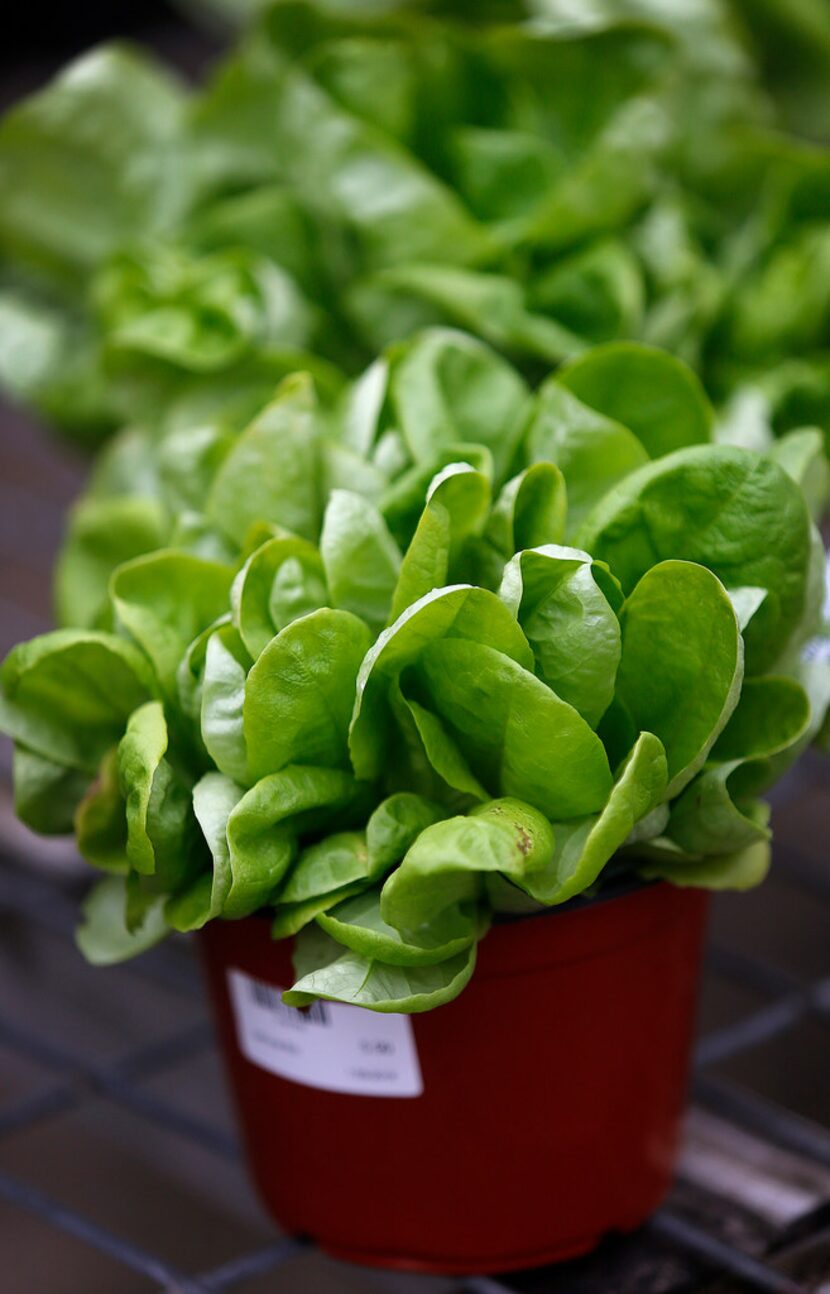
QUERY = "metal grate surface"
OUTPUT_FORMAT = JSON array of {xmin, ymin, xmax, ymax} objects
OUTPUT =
[{"xmin": 0, "ymin": 748, "xmax": 828, "ymax": 1294}]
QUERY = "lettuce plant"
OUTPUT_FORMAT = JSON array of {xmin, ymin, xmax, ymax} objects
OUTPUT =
[
  {"xmin": 2, "ymin": 332, "xmax": 828, "ymax": 1011},
  {"xmin": 2, "ymin": 0, "xmax": 830, "ymax": 469}
]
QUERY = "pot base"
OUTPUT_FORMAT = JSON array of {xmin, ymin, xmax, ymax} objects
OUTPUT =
[
  {"xmin": 273, "ymin": 1171, "xmax": 669, "ymax": 1274},
  {"xmin": 317, "ymin": 1227, "xmax": 628, "ymax": 1275}
]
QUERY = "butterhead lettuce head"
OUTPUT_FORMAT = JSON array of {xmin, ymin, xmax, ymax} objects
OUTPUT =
[{"xmin": 2, "ymin": 330, "xmax": 827, "ymax": 1011}]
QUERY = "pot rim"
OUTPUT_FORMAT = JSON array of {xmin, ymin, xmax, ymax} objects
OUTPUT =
[
  {"xmin": 493, "ymin": 872, "xmax": 655, "ymax": 925},
  {"xmin": 234, "ymin": 872, "xmax": 656, "ymax": 931}
]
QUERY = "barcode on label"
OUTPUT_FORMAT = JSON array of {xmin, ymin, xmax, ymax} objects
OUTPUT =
[
  {"xmin": 247, "ymin": 978, "xmax": 330, "ymax": 1026},
  {"xmin": 804, "ymin": 636, "xmax": 830, "ymax": 664},
  {"xmin": 227, "ymin": 967, "xmax": 423, "ymax": 1098}
]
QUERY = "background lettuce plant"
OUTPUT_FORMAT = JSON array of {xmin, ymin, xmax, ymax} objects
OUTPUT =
[
  {"xmin": 2, "ymin": 331, "xmax": 828, "ymax": 1011},
  {"xmin": 3, "ymin": 0, "xmax": 830, "ymax": 473}
]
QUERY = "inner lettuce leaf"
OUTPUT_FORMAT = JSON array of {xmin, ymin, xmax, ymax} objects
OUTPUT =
[
  {"xmin": 498, "ymin": 545, "xmax": 621, "ymax": 727},
  {"xmin": 348, "ymin": 583, "xmax": 534, "ymax": 782},
  {"xmin": 244, "ymin": 608, "xmax": 371, "ymax": 779},
  {"xmin": 389, "ymin": 461, "xmax": 492, "ymax": 618},
  {"xmin": 231, "ymin": 532, "xmax": 328, "ymax": 657},
  {"xmin": 613, "ymin": 560, "xmax": 744, "ymax": 796},
  {"xmin": 320, "ymin": 490, "xmax": 402, "ymax": 632},
  {"xmin": 411, "ymin": 639, "xmax": 612, "ymax": 818}
]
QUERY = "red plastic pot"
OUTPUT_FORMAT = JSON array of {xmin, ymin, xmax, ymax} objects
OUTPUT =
[{"xmin": 200, "ymin": 880, "xmax": 708, "ymax": 1275}]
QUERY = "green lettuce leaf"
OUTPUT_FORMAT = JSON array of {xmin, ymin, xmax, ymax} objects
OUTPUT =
[
  {"xmin": 12, "ymin": 746, "xmax": 91, "ymax": 836},
  {"xmin": 0, "ymin": 287, "xmax": 113, "ymax": 440},
  {"xmin": 389, "ymin": 462, "xmax": 491, "ymax": 619},
  {"xmin": 579, "ymin": 445, "xmax": 813, "ymax": 672},
  {"xmin": 231, "ymin": 533, "xmax": 328, "ymax": 659},
  {"xmin": 351, "ymin": 263, "xmax": 586, "ymax": 363},
  {"xmin": 56, "ymin": 495, "xmax": 171, "ymax": 630},
  {"xmin": 269, "ymin": 62, "xmax": 495, "ymax": 272},
  {"xmin": 206, "ymin": 374, "xmax": 322, "ymax": 544},
  {"xmin": 165, "ymin": 770, "xmax": 242, "ymax": 930},
  {"xmin": 524, "ymin": 380, "xmax": 649, "ymax": 537},
  {"xmin": 388, "ymin": 329, "xmax": 530, "ymax": 485},
  {"xmin": 662, "ymin": 673, "xmax": 812, "ymax": 861},
  {"xmin": 767, "ymin": 427, "xmax": 830, "ymax": 521},
  {"xmin": 76, "ymin": 875, "xmax": 168, "ymax": 965},
  {"xmin": 499, "ymin": 545, "xmax": 621, "ymax": 727},
  {"xmin": 318, "ymin": 888, "xmax": 484, "ymax": 966},
  {"xmin": 284, "ymin": 924, "xmax": 477, "ymax": 1012},
  {"xmin": 244, "ymin": 607, "xmax": 371, "ymax": 780},
  {"xmin": 413, "ymin": 638, "xmax": 612, "ymax": 818},
  {"xmin": 557, "ymin": 341, "xmax": 713, "ymax": 457},
  {"xmin": 74, "ymin": 747, "xmax": 128, "ymax": 870},
  {"xmin": 349, "ymin": 583, "xmax": 534, "ymax": 781},
  {"xmin": 270, "ymin": 882, "xmax": 370, "ymax": 939},
  {"xmin": 380, "ymin": 796, "xmax": 554, "ymax": 941},
  {"xmin": 0, "ymin": 45, "xmax": 188, "ymax": 282},
  {"xmin": 118, "ymin": 701, "xmax": 204, "ymax": 893},
  {"xmin": 490, "ymin": 730, "xmax": 668, "ymax": 908},
  {"xmin": 200, "ymin": 625, "xmax": 251, "ymax": 784},
  {"xmin": 279, "ymin": 830, "xmax": 373, "ymax": 905},
  {"xmin": 613, "ymin": 560, "xmax": 743, "ymax": 795},
  {"xmin": 0, "ymin": 629, "xmax": 154, "ymax": 773},
  {"xmin": 639, "ymin": 838, "xmax": 772, "ymax": 891},
  {"xmin": 93, "ymin": 244, "xmax": 316, "ymax": 372},
  {"xmin": 110, "ymin": 550, "xmax": 233, "ymax": 698},
  {"xmin": 400, "ymin": 694, "xmax": 489, "ymax": 803},
  {"xmin": 365, "ymin": 791, "xmax": 446, "ymax": 872},
  {"xmin": 224, "ymin": 765, "xmax": 365, "ymax": 917},
  {"xmin": 320, "ymin": 489, "xmax": 401, "ymax": 632}
]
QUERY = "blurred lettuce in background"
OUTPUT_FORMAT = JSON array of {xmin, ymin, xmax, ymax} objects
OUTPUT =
[{"xmin": 1, "ymin": 0, "xmax": 830, "ymax": 467}]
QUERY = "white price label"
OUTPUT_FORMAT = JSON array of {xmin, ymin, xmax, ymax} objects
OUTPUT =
[{"xmin": 227, "ymin": 968, "xmax": 423, "ymax": 1098}]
